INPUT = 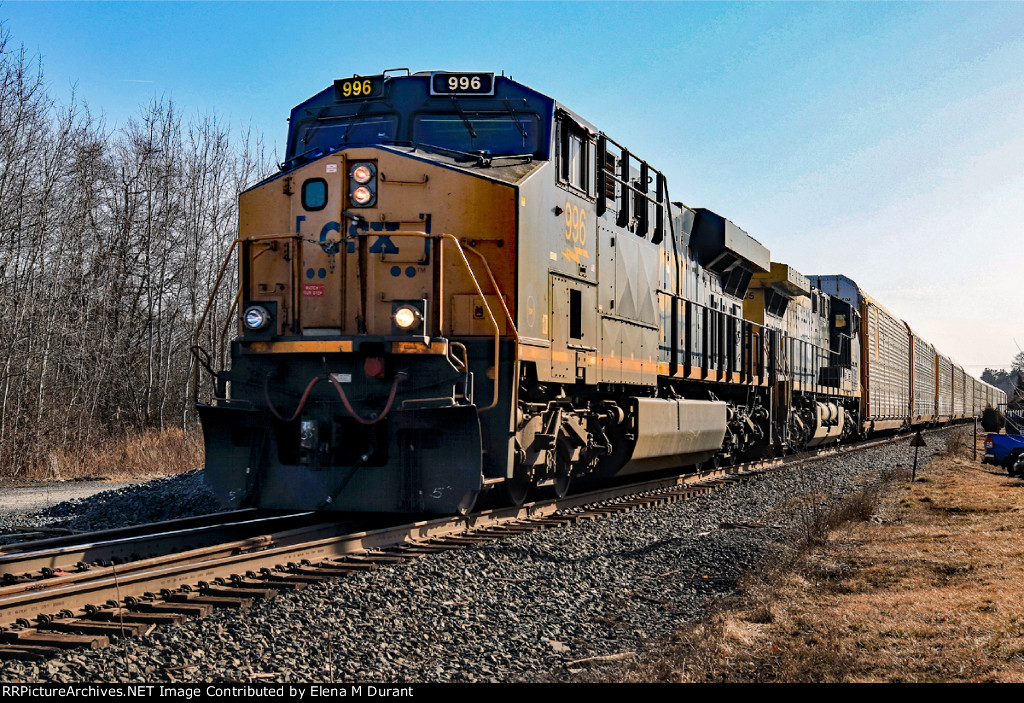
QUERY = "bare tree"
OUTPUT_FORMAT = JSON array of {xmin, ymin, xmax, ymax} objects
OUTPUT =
[{"xmin": 0, "ymin": 23, "xmax": 273, "ymax": 476}]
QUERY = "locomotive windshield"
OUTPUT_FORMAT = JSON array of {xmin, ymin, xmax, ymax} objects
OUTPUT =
[
  {"xmin": 284, "ymin": 73, "xmax": 555, "ymax": 168},
  {"xmin": 412, "ymin": 113, "xmax": 540, "ymax": 155},
  {"xmin": 295, "ymin": 115, "xmax": 399, "ymax": 155}
]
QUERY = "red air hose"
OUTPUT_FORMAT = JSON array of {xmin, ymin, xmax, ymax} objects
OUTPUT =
[
  {"xmin": 264, "ymin": 373, "xmax": 406, "ymax": 425},
  {"xmin": 328, "ymin": 373, "xmax": 404, "ymax": 425},
  {"xmin": 264, "ymin": 375, "xmax": 321, "ymax": 422}
]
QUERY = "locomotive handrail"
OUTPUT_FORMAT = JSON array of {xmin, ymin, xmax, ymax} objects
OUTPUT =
[
  {"xmin": 352, "ymin": 230, "xmax": 513, "ymax": 413},
  {"xmin": 458, "ymin": 245, "xmax": 520, "ymax": 340},
  {"xmin": 195, "ymin": 232, "xmax": 305, "ymax": 349},
  {"xmin": 194, "ymin": 238, "xmax": 239, "ymax": 352},
  {"xmin": 192, "ymin": 233, "xmax": 304, "ymax": 402},
  {"xmin": 218, "ymin": 288, "xmax": 243, "ymax": 370},
  {"xmin": 192, "ymin": 236, "xmax": 241, "ymax": 403},
  {"xmin": 596, "ymin": 132, "xmax": 668, "ymax": 241}
]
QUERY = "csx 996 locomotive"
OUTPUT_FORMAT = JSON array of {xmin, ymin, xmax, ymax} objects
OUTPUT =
[{"xmin": 196, "ymin": 70, "xmax": 1004, "ymax": 515}]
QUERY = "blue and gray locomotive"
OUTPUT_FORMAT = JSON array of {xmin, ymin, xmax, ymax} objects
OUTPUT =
[{"xmin": 195, "ymin": 71, "xmax": 1003, "ymax": 515}]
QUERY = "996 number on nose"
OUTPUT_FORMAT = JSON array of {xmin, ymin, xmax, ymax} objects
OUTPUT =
[
  {"xmin": 430, "ymin": 72, "xmax": 495, "ymax": 96},
  {"xmin": 333, "ymin": 75, "xmax": 384, "ymax": 101}
]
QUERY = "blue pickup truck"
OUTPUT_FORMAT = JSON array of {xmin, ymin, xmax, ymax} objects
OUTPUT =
[{"xmin": 984, "ymin": 433, "xmax": 1024, "ymax": 475}]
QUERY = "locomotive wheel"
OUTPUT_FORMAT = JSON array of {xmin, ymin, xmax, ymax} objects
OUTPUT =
[
  {"xmin": 505, "ymin": 466, "xmax": 531, "ymax": 506},
  {"xmin": 552, "ymin": 463, "xmax": 572, "ymax": 499},
  {"xmin": 540, "ymin": 452, "xmax": 572, "ymax": 500},
  {"xmin": 457, "ymin": 490, "xmax": 479, "ymax": 515},
  {"xmin": 700, "ymin": 454, "xmax": 721, "ymax": 472}
]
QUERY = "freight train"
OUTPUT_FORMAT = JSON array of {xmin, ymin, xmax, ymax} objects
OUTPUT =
[{"xmin": 194, "ymin": 70, "xmax": 1005, "ymax": 515}]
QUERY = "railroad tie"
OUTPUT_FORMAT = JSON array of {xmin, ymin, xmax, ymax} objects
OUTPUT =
[
  {"xmin": 286, "ymin": 566, "xmax": 355, "ymax": 579},
  {"xmin": 309, "ymin": 562, "xmax": 379, "ymax": 574},
  {"xmin": 199, "ymin": 585, "xmax": 278, "ymax": 601},
  {"xmin": 39, "ymin": 618, "xmax": 153, "ymax": 638},
  {"xmin": 0, "ymin": 644, "xmax": 63, "ymax": 661},
  {"xmin": 131, "ymin": 601, "xmax": 214, "ymax": 618},
  {"xmin": 478, "ymin": 525, "xmax": 540, "ymax": 535},
  {"xmin": 0, "ymin": 628, "xmax": 108, "ymax": 650},
  {"xmin": 165, "ymin": 593, "xmax": 254, "ymax": 610},
  {"xmin": 342, "ymin": 554, "xmax": 405, "ymax": 565},
  {"xmin": 385, "ymin": 545, "xmax": 449, "ymax": 556},
  {"xmin": 258, "ymin": 573, "xmax": 319, "ymax": 589},
  {"xmin": 429, "ymin": 536, "xmax": 493, "ymax": 546},
  {"xmin": 85, "ymin": 608, "xmax": 186, "ymax": 626},
  {"xmin": 530, "ymin": 517, "xmax": 576, "ymax": 526}
]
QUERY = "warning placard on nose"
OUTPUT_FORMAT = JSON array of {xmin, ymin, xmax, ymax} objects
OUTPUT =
[{"xmin": 303, "ymin": 284, "xmax": 324, "ymax": 297}]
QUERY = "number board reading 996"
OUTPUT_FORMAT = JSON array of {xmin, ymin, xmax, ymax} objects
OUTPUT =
[
  {"xmin": 430, "ymin": 72, "xmax": 495, "ymax": 96},
  {"xmin": 334, "ymin": 75, "xmax": 384, "ymax": 101}
]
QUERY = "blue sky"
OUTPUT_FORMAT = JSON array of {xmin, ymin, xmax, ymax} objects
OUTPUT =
[{"xmin": 3, "ymin": 1, "xmax": 1022, "ymax": 375}]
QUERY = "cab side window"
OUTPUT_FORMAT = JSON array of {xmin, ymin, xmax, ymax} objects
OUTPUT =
[{"xmin": 557, "ymin": 117, "xmax": 593, "ymax": 196}]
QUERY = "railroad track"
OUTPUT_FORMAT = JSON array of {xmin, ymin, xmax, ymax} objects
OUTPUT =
[{"xmin": 0, "ymin": 427, "xmax": 952, "ymax": 661}]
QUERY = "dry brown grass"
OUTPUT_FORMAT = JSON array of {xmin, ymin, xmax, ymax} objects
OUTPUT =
[
  {"xmin": 587, "ymin": 431, "xmax": 1024, "ymax": 682},
  {"xmin": 942, "ymin": 425, "xmax": 977, "ymax": 460},
  {"xmin": 21, "ymin": 427, "xmax": 204, "ymax": 481}
]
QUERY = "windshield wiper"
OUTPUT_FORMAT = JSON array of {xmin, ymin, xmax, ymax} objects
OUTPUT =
[
  {"xmin": 340, "ymin": 101, "xmax": 373, "ymax": 145},
  {"xmin": 301, "ymin": 106, "xmax": 332, "ymax": 145},
  {"xmin": 502, "ymin": 98, "xmax": 528, "ymax": 140},
  {"xmin": 413, "ymin": 143, "xmax": 534, "ymax": 168},
  {"xmin": 283, "ymin": 145, "xmax": 327, "ymax": 170},
  {"xmin": 302, "ymin": 101, "xmax": 378, "ymax": 148},
  {"xmin": 484, "ymin": 153, "xmax": 534, "ymax": 165},
  {"xmin": 414, "ymin": 142, "xmax": 487, "ymax": 166},
  {"xmin": 448, "ymin": 96, "xmax": 478, "ymax": 141}
]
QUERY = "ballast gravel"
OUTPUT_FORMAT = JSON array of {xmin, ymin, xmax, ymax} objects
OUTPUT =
[
  {"xmin": 0, "ymin": 471, "xmax": 220, "ymax": 542},
  {"xmin": 0, "ymin": 437, "xmax": 947, "ymax": 683}
]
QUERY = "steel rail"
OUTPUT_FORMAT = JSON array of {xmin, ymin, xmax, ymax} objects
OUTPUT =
[
  {"xmin": 0, "ymin": 512, "xmax": 325, "ymax": 582},
  {"xmin": 0, "ymin": 425, "xmax": 954, "ymax": 637},
  {"xmin": 0, "ymin": 521, "xmax": 359, "ymax": 628},
  {"xmin": 0, "ymin": 510, "xmax": 261, "ymax": 555}
]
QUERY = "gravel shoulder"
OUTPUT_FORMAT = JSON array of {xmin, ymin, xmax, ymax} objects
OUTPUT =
[
  {"xmin": 595, "ymin": 436, "xmax": 1022, "ymax": 682},
  {"xmin": 0, "ymin": 481, "xmax": 141, "ymax": 518},
  {"xmin": 0, "ymin": 471, "xmax": 220, "ymax": 542},
  {"xmin": 0, "ymin": 438, "xmax": 942, "ymax": 683}
]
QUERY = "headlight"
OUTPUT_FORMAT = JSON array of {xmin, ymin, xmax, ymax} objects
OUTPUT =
[
  {"xmin": 349, "ymin": 162, "xmax": 376, "ymax": 207},
  {"xmin": 394, "ymin": 305, "xmax": 422, "ymax": 330},
  {"xmin": 351, "ymin": 164, "xmax": 373, "ymax": 184},
  {"xmin": 351, "ymin": 186, "xmax": 373, "ymax": 206},
  {"xmin": 244, "ymin": 305, "xmax": 272, "ymax": 331}
]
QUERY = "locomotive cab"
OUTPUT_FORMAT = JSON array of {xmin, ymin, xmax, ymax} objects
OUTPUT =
[{"xmin": 198, "ymin": 72, "xmax": 552, "ymax": 514}]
